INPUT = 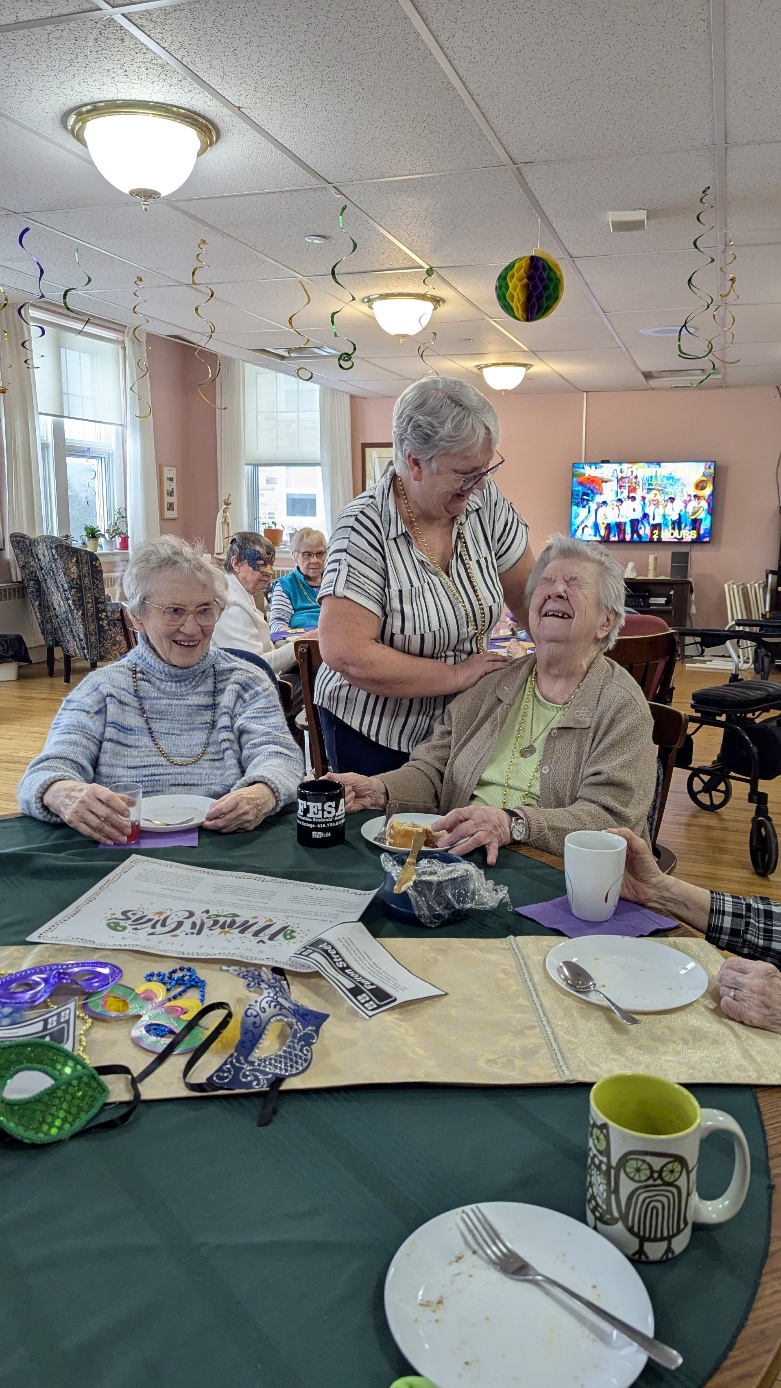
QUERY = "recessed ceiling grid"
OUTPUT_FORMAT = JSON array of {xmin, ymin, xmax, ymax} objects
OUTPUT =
[{"xmin": 0, "ymin": 0, "xmax": 775, "ymax": 394}]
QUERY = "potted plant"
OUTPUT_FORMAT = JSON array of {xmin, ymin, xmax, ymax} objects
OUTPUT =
[
  {"xmin": 263, "ymin": 516, "xmax": 284, "ymax": 546},
  {"xmin": 106, "ymin": 507, "xmax": 129, "ymax": 551},
  {"xmin": 81, "ymin": 524, "xmax": 104, "ymax": 553}
]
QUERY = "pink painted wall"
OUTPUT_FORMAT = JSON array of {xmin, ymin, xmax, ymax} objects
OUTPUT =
[
  {"xmin": 350, "ymin": 386, "xmax": 781, "ymax": 629},
  {"xmin": 148, "ymin": 334, "xmax": 218, "ymax": 546}
]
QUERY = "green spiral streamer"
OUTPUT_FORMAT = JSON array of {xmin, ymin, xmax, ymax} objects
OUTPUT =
[
  {"xmin": 329, "ymin": 204, "xmax": 357, "ymax": 370},
  {"xmin": 417, "ymin": 330, "xmax": 439, "ymax": 375},
  {"xmin": 62, "ymin": 246, "xmax": 92, "ymax": 335}
]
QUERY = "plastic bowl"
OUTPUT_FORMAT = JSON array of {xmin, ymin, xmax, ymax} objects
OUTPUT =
[{"xmin": 382, "ymin": 849, "xmax": 471, "ymax": 926}]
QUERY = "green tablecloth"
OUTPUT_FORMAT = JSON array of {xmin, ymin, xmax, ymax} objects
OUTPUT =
[{"xmin": 0, "ymin": 810, "xmax": 772, "ymax": 1388}]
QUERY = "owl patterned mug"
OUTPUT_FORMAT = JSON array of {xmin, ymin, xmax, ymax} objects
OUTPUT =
[{"xmin": 587, "ymin": 1073, "xmax": 750, "ymax": 1262}]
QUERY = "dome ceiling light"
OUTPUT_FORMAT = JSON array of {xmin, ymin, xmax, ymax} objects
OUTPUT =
[
  {"xmin": 477, "ymin": 362, "xmax": 529, "ymax": 391},
  {"xmin": 362, "ymin": 292, "xmax": 444, "ymax": 339},
  {"xmin": 67, "ymin": 100, "xmax": 218, "ymax": 203}
]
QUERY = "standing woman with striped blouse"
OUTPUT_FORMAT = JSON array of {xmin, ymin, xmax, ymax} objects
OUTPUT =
[{"xmin": 315, "ymin": 377, "xmax": 534, "ymax": 774}]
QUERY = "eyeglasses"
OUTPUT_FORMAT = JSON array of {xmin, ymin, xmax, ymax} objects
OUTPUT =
[
  {"xmin": 457, "ymin": 454, "xmax": 505, "ymax": 492},
  {"xmin": 294, "ymin": 549, "xmax": 326, "ymax": 560},
  {"xmin": 143, "ymin": 600, "xmax": 224, "ymax": 628}
]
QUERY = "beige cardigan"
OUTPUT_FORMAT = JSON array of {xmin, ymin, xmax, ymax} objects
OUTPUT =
[{"xmin": 379, "ymin": 652, "xmax": 657, "ymax": 856}]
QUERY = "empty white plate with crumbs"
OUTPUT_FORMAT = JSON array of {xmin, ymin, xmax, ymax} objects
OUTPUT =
[
  {"xmin": 140, "ymin": 794, "xmax": 215, "ymax": 831},
  {"xmin": 384, "ymin": 1201, "xmax": 652, "ymax": 1388},
  {"xmin": 546, "ymin": 936, "xmax": 709, "ymax": 1012}
]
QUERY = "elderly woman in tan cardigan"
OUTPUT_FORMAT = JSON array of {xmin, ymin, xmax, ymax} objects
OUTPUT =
[{"xmin": 332, "ymin": 535, "xmax": 657, "ymax": 862}]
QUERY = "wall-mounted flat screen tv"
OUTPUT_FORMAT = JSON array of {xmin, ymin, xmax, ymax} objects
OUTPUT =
[{"xmin": 570, "ymin": 461, "xmax": 715, "ymax": 543}]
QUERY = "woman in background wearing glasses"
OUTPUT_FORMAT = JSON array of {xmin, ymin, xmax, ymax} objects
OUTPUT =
[
  {"xmin": 316, "ymin": 377, "xmax": 535, "ymax": 774},
  {"xmin": 17, "ymin": 536, "xmax": 303, "ymax": 842},
  {"xmin": 212, "ymin": 531, "xmax": 296, "ymax": 678},
  {"xmin": 269, "ymin": 526, "xmax": 326, "ymax": 638}
]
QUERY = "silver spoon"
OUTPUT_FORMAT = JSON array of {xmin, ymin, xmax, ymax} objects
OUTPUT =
[
  {"xmin": 142, "ymin": 815, "xmax": 196, "ymax": 827},
  {"xmin": 557, "ymin": 960, "xmax": 641, "ymax": 1026}
]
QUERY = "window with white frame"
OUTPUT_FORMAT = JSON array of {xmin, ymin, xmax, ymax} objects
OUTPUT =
[
  {"xmin": 243, "ymin": 363, "xmax": 326, "ymax": 538},
  {"xmin": 33, "ymin": 317, "xmax": 126, "ymax": 543}
]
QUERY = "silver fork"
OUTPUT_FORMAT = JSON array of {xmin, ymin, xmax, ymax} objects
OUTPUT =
[
  {"xmin": 377, "ymin": 800, "xmax": 399, "ymax": 845},
  {"xmin": 459, "ymin": 1206, "xmax": 682, "ymax": 1371}
]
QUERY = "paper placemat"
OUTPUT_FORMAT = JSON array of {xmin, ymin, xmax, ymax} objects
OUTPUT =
[{"xmin": 509, "ymin": 934, "xmax": 781, "ymax": 1086}]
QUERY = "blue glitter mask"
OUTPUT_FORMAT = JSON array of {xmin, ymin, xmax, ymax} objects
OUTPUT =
[{"xmin": 207, "ymin": 967, "xmax": 328, "ymax": 1092}]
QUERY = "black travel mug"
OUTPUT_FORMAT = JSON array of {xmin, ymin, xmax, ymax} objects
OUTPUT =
[{"xmin": 296, "ymin": 778, "xmax": 346, "ymax": 848}]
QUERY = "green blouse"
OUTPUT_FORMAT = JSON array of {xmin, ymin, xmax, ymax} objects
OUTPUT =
[{"xmin": 471, "ymin": 677, "xmax": 569, "ymax": 810}]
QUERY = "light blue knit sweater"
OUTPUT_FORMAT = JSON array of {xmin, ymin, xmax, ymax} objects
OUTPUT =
[{"xmin": 18, "ymin": 637, "xmax": 304, "ymax": 823}]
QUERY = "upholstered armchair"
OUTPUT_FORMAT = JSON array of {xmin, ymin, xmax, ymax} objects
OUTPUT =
[
  {"xmin": 35, "ymin": 538, "xmax": 134, "ymax": 683},
  {"xmin": 9, "ymin": 532, "xmax": 64, "ymax": 678}
]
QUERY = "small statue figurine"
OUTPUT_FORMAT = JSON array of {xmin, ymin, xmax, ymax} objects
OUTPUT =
[{"xmin": 215, "ymin": 495, "xmax": 232, "ymax": 557}]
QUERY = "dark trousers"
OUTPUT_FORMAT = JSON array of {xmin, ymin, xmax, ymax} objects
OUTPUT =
[{"xmin": 318, "ymin": 706, "xmax": 411, "ymax": 775}]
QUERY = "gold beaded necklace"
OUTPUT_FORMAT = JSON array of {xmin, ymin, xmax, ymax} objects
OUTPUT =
[
  {"xmin": 395, "ymin": 475, "xmax": 488, "ymax": 648},
  {"xmin": 501, "ymin": 668, "xmax": 586, "ymax": 808}
]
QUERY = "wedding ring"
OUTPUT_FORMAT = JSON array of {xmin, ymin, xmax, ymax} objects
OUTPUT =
[{"xmin": 730, "ymin": 987, "xmax": 738, "ymax": 1000}]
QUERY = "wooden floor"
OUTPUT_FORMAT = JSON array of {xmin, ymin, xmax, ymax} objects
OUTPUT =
[{"xmin": 2, "ymin": 657, "xmax": 781, "ymax": 897}]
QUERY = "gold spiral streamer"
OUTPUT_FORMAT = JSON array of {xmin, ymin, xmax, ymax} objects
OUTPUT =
[
  {"xmin": 286, "ymin": 280, "xmax": 315, "ymax": 379},
  {"xmin": 0, "ymin": 286, "xmax": 8, "ymax": 395},
  {"xmin": 711, "ymin": 240, "xmax": 740, "ymax": 367},
  {"xmin": 191, "ymin": 237, "xmax": 225, "ymax": 410},
  {"xmin": 130, "ymin": 275, "xmax": 152, "ymax": 421}
]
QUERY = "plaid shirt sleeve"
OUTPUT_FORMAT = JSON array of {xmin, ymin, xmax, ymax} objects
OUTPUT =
[{"xmin": 707, "ymin": 892, "xmax": 781, "ymax": 970}]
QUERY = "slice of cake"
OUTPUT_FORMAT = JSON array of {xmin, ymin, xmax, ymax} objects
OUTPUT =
[{"xmin": 386, "ymin": 819, "xmax": 442, "ymax": 849}]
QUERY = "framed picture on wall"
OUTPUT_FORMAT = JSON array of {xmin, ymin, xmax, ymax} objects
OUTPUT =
[
  {"xmin": 159, "ymin": 465, "xmax": 178, "ymax": 520},
  {"xmin": 361, "ymin": 443, "xmax": 394, "ymax": 490}
]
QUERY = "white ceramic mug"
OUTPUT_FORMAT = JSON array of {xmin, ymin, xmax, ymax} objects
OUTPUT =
[
  {"xmin": 564, "ymin": 830, "xmax": 627, "ymax": 922},
  {"xmin": 587, "ymin": 1073, "xmax": 751, "ymax": 1262}
]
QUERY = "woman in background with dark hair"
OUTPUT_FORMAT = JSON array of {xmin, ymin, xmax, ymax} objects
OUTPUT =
[{"xmin": 212, "ymin": 532, "xmax": 296, "ymax": 677}]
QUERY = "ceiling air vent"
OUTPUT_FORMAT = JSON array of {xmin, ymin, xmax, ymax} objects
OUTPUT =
[
  {"xmin": 166, "ymin": 333, "xmax": 199, "ymax": 347},
  {"xmin": 643, "ymin": 368, "xmax": 722, "ymax": 389},
  {"xmin": 251, "ymin": 345, "xmax": 339, "ymax": 361}
]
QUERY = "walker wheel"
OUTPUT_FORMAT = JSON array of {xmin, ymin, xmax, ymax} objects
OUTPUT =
[
  {"xmin": 686, "ymin": 769, "xmax": 732, "ymax": 812},
  {"xmin": 750, "ymin": 815, "xmax": 778, "ymax": 877}
]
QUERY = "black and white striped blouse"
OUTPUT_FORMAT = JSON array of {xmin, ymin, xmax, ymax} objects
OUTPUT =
[{"xmin": 314, "ymin": 467, "xmax": 529, "ymax": 752}]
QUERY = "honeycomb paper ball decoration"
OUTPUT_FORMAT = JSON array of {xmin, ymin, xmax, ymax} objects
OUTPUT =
[{"xmin": 495, "ymin": 250, "xmax": 564, "ymax": 322}]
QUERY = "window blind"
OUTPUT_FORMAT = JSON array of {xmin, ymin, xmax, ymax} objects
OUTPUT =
[
  {"xmin": 243, "ymin": 362, "xmax": 319, "ymax": 464},
  {"xmin": 35, "ymin": 325, "xmax": 123, "ymax": 426}
]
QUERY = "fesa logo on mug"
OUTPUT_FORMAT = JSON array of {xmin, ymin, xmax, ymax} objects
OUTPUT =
[{"xmin": 297, "ymin": 778, "xmax": 346, "ymax": 847}]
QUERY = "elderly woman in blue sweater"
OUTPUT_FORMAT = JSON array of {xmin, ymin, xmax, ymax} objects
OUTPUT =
[{"xmin": 18, "ymin": 536, "xmax": 303, "ymax": 843}]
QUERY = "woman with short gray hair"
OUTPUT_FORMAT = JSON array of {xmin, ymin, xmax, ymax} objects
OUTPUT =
[
  {"xmin": 316, "ymin": 376, "xmax": 534, "ymax": 774},
  {"xmin": 19, "ymin": 535, "xmax": 303, "ymax": 841}
]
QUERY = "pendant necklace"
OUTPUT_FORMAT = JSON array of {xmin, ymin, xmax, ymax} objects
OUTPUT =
[{"xmin": 501, "ymin": 669, "xmax": 586, "ymax": 810}]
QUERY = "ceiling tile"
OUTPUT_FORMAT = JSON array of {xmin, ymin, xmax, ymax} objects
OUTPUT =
[
  {"xmin": 726, "ymin": 245, "xmax": 781, "ymax": 306},
  {"xmin": 539, "ymin": 348, "xmax": 645, "ymax": 390},
  {"xmin": 342, "ymin": 168, "xmax": 539, "ymax": 267},
  {"xmin": 575, "ymin": 252, "xmax": 715, "ymax": 313},
  {"xmin": 414, "ymin": 0, "xmax": 713, "ymax": 161},
  {"xmin": 726, "ymin": 144, "xmax": 781, "ymax": 245},
  {"xmin": 729, "ymin": 304, "xmax": 781, "ymax": 343},
  {"xmin": 0, "ymin": 116, "xmax": 129, "ymax": 214},
  {"xmin": 134, "ymin": 0, "xmax": 499, "ymax": 181},
  {"xmin": 524, "ymin": 149, "xmax": 717, "ymax": 258},
  {"xmin": 0, "ymin": 219, "xmax": 180, "ymax": 293},
  {"xmin": 208, "ymin": 278, "xmax": 345, "ymax": 332},
  {"xmin": 726, "ymin": 0, "xmax": 781, "ymax": 144},
  {"xmin": 1, "ymin": 1, "xmax": 87, "ymax": 20},
  {"xmin": 174, "ymin": 189, "xmax": 416, "ymax": 275}
]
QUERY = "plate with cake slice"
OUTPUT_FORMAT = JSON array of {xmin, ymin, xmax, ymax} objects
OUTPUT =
[{"xmin": 361, "ymin": 813, "xmax": 445, "ymax": 850}]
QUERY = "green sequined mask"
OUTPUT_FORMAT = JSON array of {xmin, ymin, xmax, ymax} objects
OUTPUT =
[{"xmin": 0, "ymin": 1039, "xmax": 108, "ymax": 1145}]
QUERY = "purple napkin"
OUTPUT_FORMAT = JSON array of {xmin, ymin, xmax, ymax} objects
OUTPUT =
[
  {"xmin": 515, "ymin": 895, "xmax": 675, "ymax": 938},
  {"xmin": 100, "ymin": 828, "xmax": 199, "ymax": 850}
]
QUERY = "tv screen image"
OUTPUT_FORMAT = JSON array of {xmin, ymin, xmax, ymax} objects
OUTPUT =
[{"xmin": 570, "ymin": 461, "xmax": 715, "ymax": 544}]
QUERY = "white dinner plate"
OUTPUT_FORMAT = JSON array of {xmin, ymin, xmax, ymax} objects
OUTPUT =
[
  {"xmin": 545, "ymin": 935, "xmax": 709, "ymax": 1012},
  {"xmin": 384, "ymin": 1201, "xmax": 652, "ymax": 1388},
  {"xmin": 140, "ymin": 794, "xmax": 215, "ymax": 832},
  {"xmin": 361, "ymin": 812, "xmax": 441, "ymax": 849}
]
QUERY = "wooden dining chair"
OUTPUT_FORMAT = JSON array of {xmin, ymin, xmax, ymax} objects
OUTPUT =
[
  {"xmin": 294, "ymin": 637, "xmax": 328, "ymax": 778},
  {"xmin": 612, "ymin": 630, "xmax": 678, "ymax": 705},
  {"xmin": 648, "ymin": 701, "xmax": 689, "ymax": 873}
]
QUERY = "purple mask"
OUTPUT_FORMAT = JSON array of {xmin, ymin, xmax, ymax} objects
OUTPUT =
[{"xmin": 0, "ymin": 961, "xmax": 122, "ymax": 1010}]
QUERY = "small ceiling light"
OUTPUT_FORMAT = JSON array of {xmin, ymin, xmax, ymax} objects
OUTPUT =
[
  {"xmin": 67, "ymin": 100, "xmax": 217, "ymax": 202},
  {"xmin": 477, "ymin": 362, "xmax": 529, "ymax": 391},
  {"xmin": 362, "ymin": 292, "xmax": 444, "ymax": 339},
  {"xmin": 304, "ymin": 233, "xmax": 329, "ymax": 244}
]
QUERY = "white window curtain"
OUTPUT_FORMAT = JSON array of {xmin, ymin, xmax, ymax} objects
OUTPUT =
[
  {"xmin": 1, "ymin": 300, "xmax": 44, "ymax": 576},
  {"xmin": 123, "ymin": 326, "xmax": 159, "ymax": 548},
  {"xmin": 216, "ymin": 354, "xmax": 248, "ymax": 538},
  {"xmin": 318, "ymin": 384, "xmax": 353, "ymax": 532}
]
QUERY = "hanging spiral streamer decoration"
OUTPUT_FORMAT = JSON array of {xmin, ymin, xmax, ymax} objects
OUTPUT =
[
  {"xmin": 62, "ymin": 246, "xmax": 92, "ymax": 336},
  {"xmin": 130, "ymin": 275, "xmax": 152, "ymax": 420},
  {"xmin": 17, "ymin": 227, "xmax": 46, "ymax": 368},
  {"xmin": 287, "ymin": 280, "xmax": 314, "ymax": 381},
  {"xmin": 191, "ymin": 238, "xmax": 225, "ymax": 410},
  {"xmin": 0, "ymin": 286, "xmax": 8, "ymax": 395},
  {"xmin": 677, "ymin": 187, "xmax": 718, "ymax": 385},
  {"xmin": 329, "ymin": 204, "xmax": 358, "ymax": 370},
  {"xmin": 417, "ymin": 329, "xmax": 439, "ymax": 375},
  {"xmin": 711, "ymin": 239, "xmax": 740, "ymax": 368}
]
